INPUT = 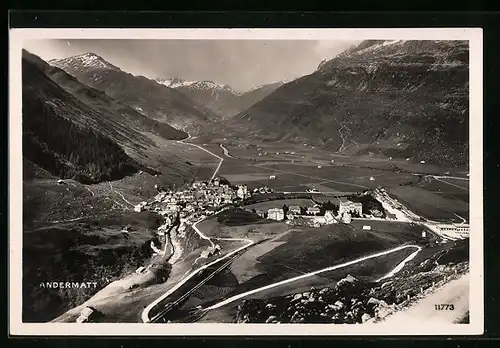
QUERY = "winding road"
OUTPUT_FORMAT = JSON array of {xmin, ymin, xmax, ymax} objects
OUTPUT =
[
  {"xmin": 192, "ymin": 218, "xmax": 216, "ymax": 247},
  {"xmin": 204, "ymin": 244, "xmax": 422, "ymax": 311},
  {"xmin": 177, "ymin": 136, "xmax": 224, "ymax": 181},
  {"xmin": 252, "ymin": 163, "xmax": 369, "ymax": 190},
  {"xmin": 141, "ymin": 139, "xmax": 253, "ymax": 323},
  {"xmin": 140, "ymin": 224, "xmax": 254, "ymax": 322},
  {"xmin": 219, "ymin": 144, "xmax": 237, "ymax": 159},
  {"xmin": 336, "ymin": 124, "xmax": 349, "ymax": 153},
  {"xmin": 376, "ymin": 245, "xmax": 422, "ymax": 282},
  {"xmin": 139, "ymin": 138, "xmax": 445, "ymax": 323},
  {"xmin": 433, "ymin": 177, "xmax": 469, "ymax": 191}
]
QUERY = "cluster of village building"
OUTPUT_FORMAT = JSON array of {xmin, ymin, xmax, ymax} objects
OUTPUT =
[
  {"xmin": 258, "ymin": 197, "xmax": 364, "ymax": 227},
  {"xmin": 131, "ymin": 173, "xmax": 469, "ymax": 263},
  {"xmin": 131, "ymin": 178, "xmax": 277, "ymax": 257},
  {"xmin": 136, "ymin": 177, "xmax": 253, "ymax": 210},
  {"xmin": 133, "ymin": 175, "xmax": 371, "ymax": 237}
]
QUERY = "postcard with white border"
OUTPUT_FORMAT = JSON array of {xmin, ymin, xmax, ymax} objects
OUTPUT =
[{"xmin": 9, "ymin": 27, "xmax": 483, "ymax": 336}]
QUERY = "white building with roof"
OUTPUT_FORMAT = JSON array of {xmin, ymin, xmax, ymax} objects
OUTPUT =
[
  {"xmin": 237, "ymin": 185, "xmax": 248, "ymax": 199},
  {"xmin": 154, "ymin": 192, "xmax": 166, "ymax": 202},
  {"xmin": 134, "ymin": 201, "xmax": 147, "ymax": 212},
  {"xmin": 289, "ymin": 206, "xmax": 301, "ymax": 215},
  {"xmin": 268, "ymin": 208, "xmax": 285, "ymax": 221},
  {"xmin": 437, "ymin": 223, "xmax": 470, "ymax": 238},
  {"xmin": 341, "ymin": 212, "xmax": 352, "ymax": 224},
  {"xmin": 324, "ymin": 210, "xmax": 337, "ymax": 224},
  {"xmin": 338, "ymin": 197, "xmax": 363, "ymax": 217},
  {"xmin": 166, "ymin": 202, "xmax": 179, "ymax": 213},
  {"xmin": 306, "ymin": 206, "xmax": 321, "ymax": 215}
]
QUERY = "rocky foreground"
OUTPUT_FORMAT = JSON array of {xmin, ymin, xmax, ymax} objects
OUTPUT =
[{"xmin": 235, "ymin": 261, "xmax": 469, "ymax": 324}]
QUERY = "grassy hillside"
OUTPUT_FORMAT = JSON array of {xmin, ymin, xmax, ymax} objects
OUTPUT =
[
  {"xmin": 233, "ymin": 238, "xmax": 469, "ymax": 324},
  {"xmin": 23, "ymin": 212, "xmax": 164, "ymax": 322}
]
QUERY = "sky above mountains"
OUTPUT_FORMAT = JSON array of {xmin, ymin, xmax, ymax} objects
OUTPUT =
[{"xmin": 24, "ymin": 39, "xmax": 359, "ymax": 92}]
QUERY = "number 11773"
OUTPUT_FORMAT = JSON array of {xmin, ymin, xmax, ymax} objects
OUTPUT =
[{"xmin": 434, "ymin": 304, "xmax": 455, "ymax": 310}]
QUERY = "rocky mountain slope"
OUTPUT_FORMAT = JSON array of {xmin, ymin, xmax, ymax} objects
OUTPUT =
[
  {"xmin": 23, "ymin": 51, "xmax": 147, "ymax": 183},
  {"xmin": 157, "ymin": 78, "xmax": 239, "ymax": 119},
  {"xmin": 23, "ymin": 50, "xmax": 196, "ymax": 183},
  {"xmin": 43, "ymin": 67, "xmax": 187, "ymax": 141},
  {"xmin": 223, "ymin": 40, "xmax": 469, "ymax": 166},
  {"xmin": 157, "ymin": 77, "xmax": 284, "ymax": 119},
  {"xmin": 49, "ymin": 53, "xmax": 216, "ymax": 132}
]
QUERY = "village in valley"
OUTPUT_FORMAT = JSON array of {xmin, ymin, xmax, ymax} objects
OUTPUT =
[
  {"xmin": 19, "ymin": 38, "xmax": 474, "ymax": 327},
  {"xmin": 131, "ymin": 172, "xmax": 470, "ymax": 275}
]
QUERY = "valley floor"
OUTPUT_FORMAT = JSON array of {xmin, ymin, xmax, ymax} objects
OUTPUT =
[{"xmin": 23, "ymin": 137, "xmax": 471, "ymax": 324}]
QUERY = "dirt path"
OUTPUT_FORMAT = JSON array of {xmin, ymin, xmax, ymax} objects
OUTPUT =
[
  {"xmin": 85, "ymin": 186, "xmax": 95, "ymax": 196},
  {"xmin": 109, "ymin": 182, "xmax": 134, "ymax": 207},
  {"xmin": 381, "ymin": 273, "xmax": 469, "ymax": 325}
]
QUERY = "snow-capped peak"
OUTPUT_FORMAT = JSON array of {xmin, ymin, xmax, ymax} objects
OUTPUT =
[
  {"xmin": 155, "ymin": 77, "xmax": 198, "ymax": 88},
  {"xmin": 155, "ymin": 77, "xmax": 238, "ymax": 95},
  {"xmin": 191, "ymin": 80, "xmax": 237, "ymax": 94},
  {"xmin": 49, "ymin": 52, "xmax": 121, "ymax": 72}
]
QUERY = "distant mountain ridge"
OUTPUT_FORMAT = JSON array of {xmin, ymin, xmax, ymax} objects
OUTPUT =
[
  {"xmin": 49, "ymin": 53, "xmax": 215, "ymax": 133},
  {"xmin": 157, "ymin": 77, "xmax": 284, "ymax": 119},
  {"xmin": 222, "ymin": 40, "xmax": 469, "ymax": 166},
  {"xmin": 155, "ymin": 77, "xmax": 238, "ymax": 95}
]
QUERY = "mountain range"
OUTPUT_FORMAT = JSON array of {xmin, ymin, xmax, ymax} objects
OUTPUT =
[
  {"xmin": 156, "ymin": 77, "xmax": 284, "ymax": 119},
  {"xmin": 25, "ymin": 39, "xmax": 470, "ymax": 183},
  {"xmin": 23, "ymin": 50, "xmax": 196, "ymax": 185},
  {"xmin": 49, "ymin": 53, "xmax": 215, "ymax": 132},
  {"xmin": 49, "ymin": 52, "xmax": 284, "ymax": 123},
  {"xmin": 156, "ymin": 77, "xmax": 237, "ymax": 94},
  {"xmin": 221, "ymin": 40, "xmax": 469, "ymax": 166}
]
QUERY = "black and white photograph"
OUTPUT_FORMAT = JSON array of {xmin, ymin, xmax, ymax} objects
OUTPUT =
[{"xmin": 9, "ymin": 28, "xmax": 483, "ymax": 336}]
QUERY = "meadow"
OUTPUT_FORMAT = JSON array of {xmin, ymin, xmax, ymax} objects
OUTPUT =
[
  {"xmin": 187, "ymin": 221, "xmax": 430, "ymax": 320},
  {"xmin": 243, "ymin": 198, "xmax": 314, "ymax": 211},
  {"xmin": 416, "ymin": 177, "xmax": 469, "ymax": 204},
  {"xmin": 388, "ymin": 185, "xmax": 469, "ymax": 222}
]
